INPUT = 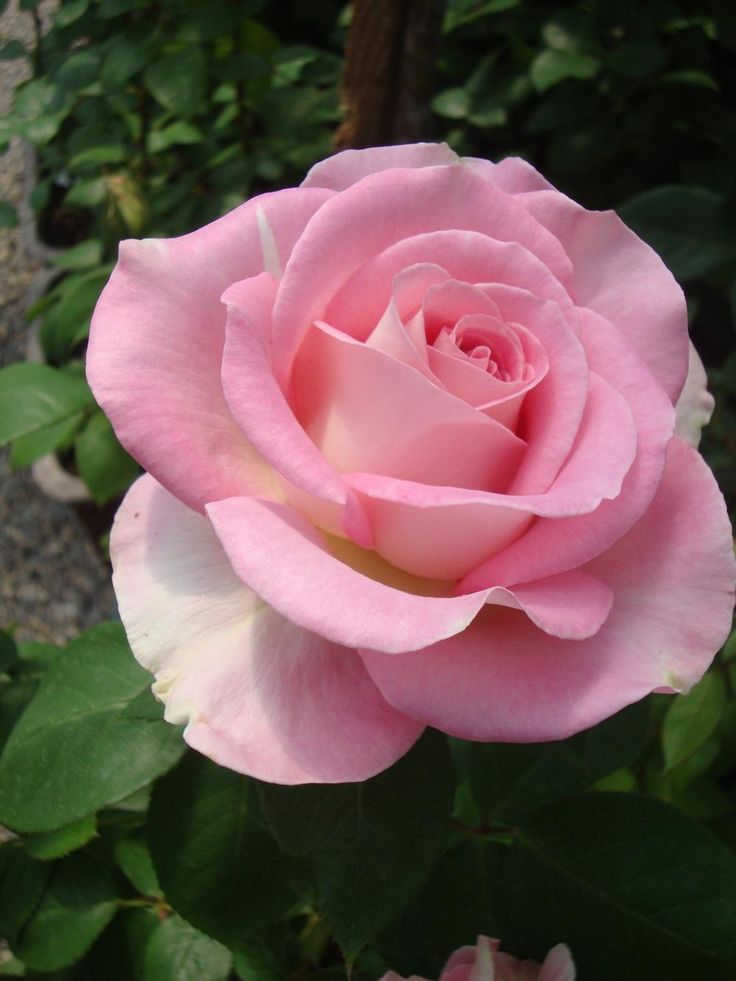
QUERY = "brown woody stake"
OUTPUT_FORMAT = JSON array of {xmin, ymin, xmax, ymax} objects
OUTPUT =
[{"xmin": 333, "ymin": 0, "xmax": 445, "ymax": 151}]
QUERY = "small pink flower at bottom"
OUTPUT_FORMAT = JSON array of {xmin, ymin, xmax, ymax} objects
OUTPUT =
[{"xmin": 381, "ymin": 935, "xmax": 576, "ymax": 981}]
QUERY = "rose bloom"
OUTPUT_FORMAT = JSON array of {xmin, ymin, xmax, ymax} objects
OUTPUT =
[
  {"xmin": 381, "ymin": 935, "xmax": 575, "ymax": 981},
  {"xmin": 87, "ymin": 144, "xmax": 735, "ymax": 784}
]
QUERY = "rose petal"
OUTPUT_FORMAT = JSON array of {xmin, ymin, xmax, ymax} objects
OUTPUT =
[
  {"xmin": 324, "ymin": 228, "xmax": 576, "ymax": 345},
  {"xmin": 362, "ymin": 438, "xmax": 735, "ymax": 741},
  {"xmin": 515, "ymin": 189, "xmax": 688, "ymax": 404},
  {"xmin": 292, "ymin": 320, "xmax": 527, "ymax": 492},
  {"xmin": 273, "ymin": 166, "xmax": 574, "ymax": 384},
  {"xmin": 675, "ymin": 340, "xmax": 715, "ymax": 447},
  {"xmin": 221, "ymin": 274, "xmax": 359, "ymax": 520},
  {"xmin": 110, "ymin": 475, "xmax": 421, "ymax": 784},
  {"xmin": 345, "ymin": 370, "xmax": 638, "ymax": 581},
  {"xmin": 539, "ymin": 945, "xmax": 577, "ymax": 981},
  {"xmin": 206, "ymin": 497, "xmax": 614, "ymax": 653},
  {"xmin": 302, "ymin": 142, "xmax": 460, "ymax": 190},
  {"xmin": 87, "ymin": 186, "xmax": 332, "ymax": 511},
  {"xmin": 462, "ymin": 307, "xmax": 674, "ymax": 588},
  {"xmin": 464, "ymin": 155, "xmax": 555, "ymax": 193}
]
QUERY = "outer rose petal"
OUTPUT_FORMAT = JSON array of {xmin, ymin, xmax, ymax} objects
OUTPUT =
[
  {"xmin": 302, "ymin": 142, "xmax": 460, "ymax": 190},
  {"xmin": 87, "ymin": 186, "xmax": 332, "ymax": 512},
  {"xmin": 469, "ymin": 155, "xmax": 688, "ymax": 403},
  {"xmin": 205, "ymin": 497, "xmax": 614, "ymax": 652},
  {"xmin": 514, "ymin": 188, "xmax": 688, "ymax": 404},
  {"xmin": 675, "ymin": 340, "xmax": 715, "ymax": 447},
  {"xmin": 362, "ymin": 438, "xmax": 735, "ymax": 741},
  {"xmin": 464, "ymin": 155, "xmax": 555, "ymax": 194},
  {"xmin": 110, "ymin": 475, "xmax": 421, "ymax": 784}
]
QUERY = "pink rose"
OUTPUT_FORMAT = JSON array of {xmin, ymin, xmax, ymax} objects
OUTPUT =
[
  {"xmin": 87, "ymin": 143, "xmax": 735, "ymax": 784},
  {"xmin": 381, "ymin": 935, "xmax": 575, "ymax": 981}
]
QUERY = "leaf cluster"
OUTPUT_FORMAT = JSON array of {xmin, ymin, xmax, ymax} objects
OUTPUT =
[
  {"xmin": 0, "ymin": 0, "xmax": 344, "ymax": 506},
  {"xmin": 2, "ymin": 623, "xmax": 736, "ymax": 978}
]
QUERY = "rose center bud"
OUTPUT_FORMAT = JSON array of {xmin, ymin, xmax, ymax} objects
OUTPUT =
[{"xmin": 431, "ymin": 315, "xmax": 535, "ymax": 385}]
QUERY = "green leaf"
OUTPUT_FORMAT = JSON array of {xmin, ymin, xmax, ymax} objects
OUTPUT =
[
  {"xmin": 52, "ymin": 240, "xmax": 104, "ymax": 271},
  {"xmin": 541, "ymin": 10, "xmax": 599, "ymax": 57},
  {"xmin": 54, "ymin": 0, "xmax": 89, "ymax": 27},
  {"xmin": 379, "ymin": 839, "xmax": 505, "ymax": 977},
  {"xmin": 75, "ymin": 410, "xmax": 139, "ymax": 503},
  {"xmin": 144, "ymin": 47, "xmax": 206, "ymax": 117},
  {"xmin": 13, "ymin": 853, "xmax": 119, "ymax": 971},
  {"xmin": 147, "ymin": 121, "xmax": 203, "ymax": 153},
  {"xmin": 0, "ymin": 364, "xmax": 94, "ymax": 448},
  {"xmin": 69, "ymin": 143, "xmax": 127, "ymax": 169},
  {"xmin": 0, "ymin": 201, "xmax": 18, "ymax": 228},
  {"xmin": 0, "ymin": 844, "xmax": 49, "ymax": 942},
  {"xmin": 9, "ymin": 411, "xmax": 86, "ymax": 469},
  {"xmin": 260, "ymin": 730, "xmax": 456, "ymax": 964},
  {"xmin": 65, "ymin": 176, "xmax": 106, "ymax": 208},
  {"xmin": 231, "ymin": 931, "xmax": 292, "ymax": 981},
  {"xmin": 662, "ymin": 69, "xmax": 719, "ymax": 91},
  {"xmin": 0, "ymin": 622, "xmax": 185, "ymax": 832},
  {"xmin": 0, "ymin": 40, "xmax": 26, "ymax": 60},
  {"xmin": 0, "ymin": 954, "xmax": 26, "ymax": 975},
  {"xmin": 114, "ymin": 834, "xmax": 160, "ymax": 896},
  {"xmin": 431, "ymin": 87, "xmax": 470, "ymax": 120},
  {"xmin": 662, "ymin": 673, "xmax": 726, "ymax": 772},
  {"xmin": 41, "ymin": 265, "xmax": 111, "ymax": 362},
  {"xmin": 55, "ymin": 51, "xmax": 101, "ymax": 91},
  {"xmin": 0, "ymin": 630, "xmax": 17, "ymax": 672},
  {"xmin": 618, "ymin": 185, "xmax": 736, "ymax": 281},
  {"xmin": 607, "ymin": 39, "xmax": 665, "ymax": 77},
  {"xmin": 444, "ymin": 0, "xmax": 519, "ymax": 31},
  {"xmin": 24, "ymin": 814, "xmax": 97, "ymax": 860},
  {"xmin": 530, "ymin": 49, "xmax": 599, "ymax": 92},
  {"xmin": 461, "ymin": 699, "xmax": 650, "ymax": 823},
  {"xmin": 501, "ymin": 793, "xmax": 736, "ymax": 979},
  {"xmin": 12, "ymin": 79, "xmax": 70, "ymax": 145},
  {"xmin": 148, "ymin": 753, "xmax": 297, "ymax": 951},
  {"xmin": 100, "ymin": 31, "xmax": 156, "ymax": 87},
  {"xmin": 143, "ymin": 914, "xmax": 232, "ymax": 981}
]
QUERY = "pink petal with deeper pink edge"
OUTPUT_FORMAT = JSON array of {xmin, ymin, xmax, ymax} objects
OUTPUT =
[
  {"xmin": 462, "ymin": 307, "xmax": 674, "ymax": 589},
  {"xmin": 220, "ymin": 274, "xmax": 366, "ymax": 536},
  {"xmin": 421, "ymin": 278, "xmax": 503, "ymax": 342},
  {"xmin": 292, "ymin": 320, "xmax": 527, "ymax": 492},
  {"xmin": 110, "ymin": 475, "xmax": 421, "ymax": 784},
  {"xmin": 427, "ymin": 316, "xmax": 548, "ymax": 426},
  {"xmin": 302, "ymin": 142, "xmax": 460, "ymax": 190},
  {"xmin": 480, "ymin": 286, "xmax": 586, "ymax": 495},
  {"xmin": 675, "ymin": 340, "xmax": 715, "ymax": 448},
  {"xmin": 362, "ymin": 438, "xmax": 735, "ymax": 741},
  {"xmin": 86, "ymin": 186, "xmax": 331, "ymax": 512},
  {"xmin": 205, "ymin": 497, "xmax": 614, "ymax": 653},
  {"xmin": 345, "ymin": 483, "xmax": 533, "ymax": 580},
  {"xmin": 342, "ymin": 368, "xmax": 636, "ymax": 581},
  {"xmin": 272, "ymin": 166, "xmax": 574, "ymax": 384},
  {"xmin": 324, "ymin": 229, "xmax": 576, "ymax": 345},
  {"xmin": 464, "ymin": 155, "xmax": 555, "ymax": 194},
  {"xmin": 364, "ymin": 265, "xmax": 449, "ymax": 373},
  {"xmin": 515, "ymin": 189, "xmax": 688, "ymax": 403}
]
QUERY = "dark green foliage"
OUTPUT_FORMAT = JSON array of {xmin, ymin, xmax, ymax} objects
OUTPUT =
[
  {"xmin": 0, "ymin": 0, "xmax": 344, "ymax": 506},
  {"xmin": 260, "ymin": 730, "xmax": 456, "ymax": 964}
]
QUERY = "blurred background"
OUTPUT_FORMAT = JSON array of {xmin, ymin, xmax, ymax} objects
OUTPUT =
[{"xmin": 1, "ymin": 0, "xmax": 735, "ymax": 641}]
